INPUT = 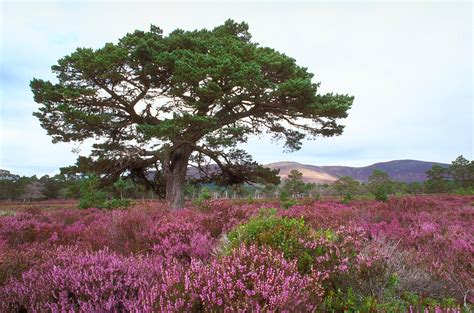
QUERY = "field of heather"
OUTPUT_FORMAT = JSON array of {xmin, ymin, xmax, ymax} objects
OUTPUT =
[{"xmin": 0, "ymin": 196, "xmax": 472, "ymax": 312}]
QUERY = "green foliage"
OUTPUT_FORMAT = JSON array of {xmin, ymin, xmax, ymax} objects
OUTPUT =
[
  {"xmin": 102, "ymin": 198, "xmax": 132, "ymax": 209},
  {"xmin": 39, "ymin": 175, "xmax": 63, "ymax": 199},
  {"xmin": 452, "ymin": 187, "xmax": 474, "ymax": 195},
  {"xmin": 31, "ymin": 19, "xmax": 353, "ymax": 208},
  {"xmin": 280, "ymin": 199, "xmax": 297, "ymax": 210},
  {"xmin": 341, "ymin": 194, "xmax": 353, "ymax": 204},
  {"xmin": 449, "ymin": 155, "xmax": 474, "ymax": 189},
  {"xmin": 323, "ymin": 285, "xmax": 463, "ymax": 312},
  {"xmin": 225, "ymin": 212, "xmax": 326, "ymax": 273},
  {"xmin": 425, "ymin": 165, "xmax": 451, "ymax": 194},
  {"xmin": 405, "ymin": 182, "xmax": 424, "ymax": 195},
  {"xmin": 368, "ymin": 170, "xmax": 394, "ymax": 202},
  {"xmin": 371, "ymin": 187, "xmax": 388, "ymax": 202},
  {"xmin": 78, "ymin": 175, "xmax": 133, "ymax": 209},
  {"xmin": 112, "ymin": 177, "xmax": 135, "ymax": 199},
  {"xmin": 261, "ymin": 183, "xmax": 278, "ymax": 198},
  {"xmin": 0, "ymin": 170, "xmax": 81, "ymax": 201},
  {"xmin": 278, "ymin": 189, "xmax": 297, "ymax": 209},
  {"xmin": 77, "ymin": 175, "xmax": 107, "ymax": 209},
  {"xmin": 353, "ymin": 194, "xmax": 376, "ymax": 201},
  {"xmin": 282, "ymin": 169, "xmax": 306, "ymax": 198},
  {"xmin": 192, "ymin": 187, "xmax": 213, "ymax": 207},
  {"xmin": 333, "ymin": 176, "xmax": 360, "ymax": 203}
]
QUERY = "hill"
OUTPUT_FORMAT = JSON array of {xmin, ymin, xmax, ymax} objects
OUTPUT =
[{"xmin": 266, "ymin": 160, "xmax": 449, "ymax": 184}]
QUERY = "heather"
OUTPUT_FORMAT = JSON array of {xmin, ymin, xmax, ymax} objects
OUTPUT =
[{"xmin": 0, "ymin": 195, "xmax": 472, "ymax": 311}]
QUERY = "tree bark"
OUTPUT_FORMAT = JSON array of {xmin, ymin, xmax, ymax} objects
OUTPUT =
[{"xmin": 164, "ymin": 144, "xmax": 193, "ymax": 210}]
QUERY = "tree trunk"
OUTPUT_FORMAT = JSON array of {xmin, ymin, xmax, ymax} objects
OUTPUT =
[{"xmin": 164, "ymin": 144, "xmax": 193, "ymax": 210}]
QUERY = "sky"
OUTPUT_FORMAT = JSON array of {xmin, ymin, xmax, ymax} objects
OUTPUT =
[{"xmin": 0, "ymin": 0, "xmax": 472, "ymax": 176}]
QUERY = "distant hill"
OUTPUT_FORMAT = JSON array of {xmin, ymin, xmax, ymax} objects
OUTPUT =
[{"xmin": 266, "ymin": 160, "xmax": 450, "ymax": 184}]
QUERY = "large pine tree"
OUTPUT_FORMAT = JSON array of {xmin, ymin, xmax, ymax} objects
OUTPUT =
[{"xmin": 32, "ymin": 20, "xmax": 353, "ymax": 209}]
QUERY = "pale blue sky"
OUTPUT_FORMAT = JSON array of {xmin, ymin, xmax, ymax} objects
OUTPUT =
[{"xmin": 0, "ymin": 0, "xmax": 472, "ymax": 176}]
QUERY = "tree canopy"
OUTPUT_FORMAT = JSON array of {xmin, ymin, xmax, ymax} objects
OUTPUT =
[
  {"xmin": 367, "ymin": 169, "xmax": 394, "ymax": 201},
  {"xmin": 425, "ymin": 165, "xmax": 450, "ymax": 194},
  {"xmin": 449, "ymin": 155, "xmax": 474, "ymax": 189},
  {"xmin": 282, "ymin": 169, "xmax": 307, "ymax": 198},
  {"xmin": 332, "ymin": 176, "xmax": 360, "ymax": 201},
  {"xmin": 32, "ymin": 20, "xmax": 353, "ymax": 209}
]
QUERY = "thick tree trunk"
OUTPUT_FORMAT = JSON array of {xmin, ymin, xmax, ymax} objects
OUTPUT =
[{"xmin": 164, "ymin": 144, "xmax": 192, "ymax": 210}]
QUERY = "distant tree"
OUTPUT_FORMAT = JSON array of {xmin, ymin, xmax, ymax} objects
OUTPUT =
[
  {"xmin": 39, "ymin": 175, "xmax": 65, "ymax": 199},
  {"xmin": 449, "ymin": 155, "xmax": 474, "ymax": 189},
  {"xmin": 228, "ymin": 184, "xmax": 249, "ymax": 199},
  {"xmin": 283, "ymin": 169, "xmax": 306, "ymax": 198},
  {"xmin": 367, "ymin": 169, "xmax": 394, "ymax": 201},
  {"xmin": 0, "ymin": 170, "xmax": 20, "ymax": 200},
  {"xmin": 261, "ymin": 183, "xmax": 278, "ymax": 198},
  {"xmin": 113, "ymin": 177, "xmax": 135, "ymax": 200},
  {"xmin": 406, "ymin": 181, "xmax": 424, "ymax": 195},
  {"xmin": 21, "ymin": 181, "xmax": 46, "ymax": 201},
  {"xmin": 31, "ymin": 20, "xmax": 353, "ymax": 209},
  {"xmin": 303, "ymin": 182, "xmax": 317, "ymax": 197},
  {"xmin": 332, "ymin": 176, "xmax": 360, "ymax": 201},
  {"xmin": 0, "ymin": 180, "xmax": 15, "ymax": 200},
  {"xmin": 425, "ymin": 165, "xmax": 450, "ymax": 194},
  {"xmin": 78, "ymin": 174, "xmax": 107, "ymax": 209}
]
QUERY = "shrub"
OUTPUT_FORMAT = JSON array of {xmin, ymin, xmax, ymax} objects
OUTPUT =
[
  {"xmin": 0, "ymin": 243, "xmax": 53, "ymax": 285},
  {"xmin": 224, "ymin": 211, "xmax": 366, "ymax": 277},
  {"xmin": 321, "ymin": 237, "xmax": 465, "ymax": 312},
  {"xmin": 149, "ymin": 219, "xmax": 215, "ymax": 262},
  {"xmin": 77, "ymin": 175, "xmax": 107, "ymax": 209},
  {"xmin": 279, "ymin": 189, "xmax": 297, "ymax": 209},
  {"xmin": 342, "ymin": 193, "xmax": 353, "ymax": 204},
  {"xmin": 0, "ymin": 245, "xmax": 325, "ymax": 312},
  {"xmin": 452, "ymin": 187, "xmax": 474, "ymax": 195},
  {"xmin": 225, "ymin": 211, "xmax": 316, "ymax": 272},
  {"xmin": 368, "ymin": 169, "xmax": 394, "ymax": 202},
  {"xmin": 82, "ymin": 208, "xmax": 152, "ymax": 254},
  {"xmin": 103, "ymin": 198, "xmax": 132, "ymax": 209},
  {"xmin": 371, "ymin": 187, "xmax": 389, "ymax": 202},
  {"xmin": 0, "ymin": 210, "xmax": 15, "ymax": 217},
  {"xmin": 280, "ymin": 198, "xmax": 297, "ymax": 210},
  {"xmin": 0, "ymin": 247, "xmax": 168, "ymax": 312},
  {"xmin": 195, "ymin": 244, "xmax": 323, "ymax": 311},
  {"xmin": 0, "ymin": 195, "xmax": 471, "ymax": 310}
]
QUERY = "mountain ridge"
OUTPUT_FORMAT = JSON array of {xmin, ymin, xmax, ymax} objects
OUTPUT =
[{"xmin": 265, "ymin": 159, "xmax": 449, "ymax": 183}]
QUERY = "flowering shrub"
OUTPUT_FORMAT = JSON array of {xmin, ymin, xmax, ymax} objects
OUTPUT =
[
  {"xmin": 0, "ymin": 195, "xmax": 471, "ymax": 310},
  {"xmin": 224, "ymin": 210, "xmax": 316, "ymax": 272},
  {"xmin": 148, "ymin": 216, "xmax": 215, "ymax": 262},
  {"xmin": 0, "ymin": 247, "xmax": 165, "ymax": 312},
  {"xmin": 1, "ymin": 247, "xmax": 205, "ymax": 312},
  {"xmin": 194, "ymin": 244, "xmax": 323, "ymax": 311}
]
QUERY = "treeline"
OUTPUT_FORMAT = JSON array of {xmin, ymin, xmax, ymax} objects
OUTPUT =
[
  {"xmin": 188, "ymin": 155, "xmax": 474, "ymax": 204},
  {"xmin": 0, "ymin": 172, "xmax": 149, "ymax": 202},
  {"xmin": 1, "ymin": 155, "xmax": 472, "ymax": 203}
]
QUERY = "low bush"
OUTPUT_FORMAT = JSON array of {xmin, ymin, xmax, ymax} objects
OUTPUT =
[
  {"xmin": 102, "ymin": 198, "xmax": 132, "ymax": 209},
  {"xmin": 0, "ymin": 247, "xmax": 167, "ymax": 312},
  {"xmin": 371, "ymin": 187, "xmax": 389, "ymax": 202},
  {"xmin": 0, "ymin": 195, "xmax": 471, "ymax": 311},
  {"xmin": 195, "ymin": 244, "xmax": 323, "ymax": 311},
  {"xmin": 224, "ymin": 210, "xmax": 316, "ymax": 272},
  {"xmin": 279, "ymin": 189, "xmax": 297, "ymax": 209},
  {"xmin": 77, "ymin": 175, "xmax": 107, "ymax": 209}
]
